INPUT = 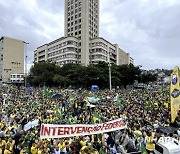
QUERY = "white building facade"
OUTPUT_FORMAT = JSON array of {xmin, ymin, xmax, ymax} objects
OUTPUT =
[{"xmin": 34, "ymin": 0, "xmax": 133, "ymax": 66}]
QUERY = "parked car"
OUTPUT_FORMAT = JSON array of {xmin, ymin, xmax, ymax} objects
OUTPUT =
[{"xmin": 155, "ymin": 141, "xmax": 180, "ymax": 154}]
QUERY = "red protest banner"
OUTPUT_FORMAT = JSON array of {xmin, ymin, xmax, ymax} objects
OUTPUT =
[{"xmin": 40, "ymin": 118, "xmax": 126, "ymax": 139}]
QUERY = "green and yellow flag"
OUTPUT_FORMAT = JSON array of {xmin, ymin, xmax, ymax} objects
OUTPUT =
[
  {"xmin": 116, "ymin": 98, "xmax": 124, "ymax": 109},
  {"xmin": 170, "ymin": 66, "xmax": 180, "ymax": 123},
  {"xmin": 55, "ymin": 105, "xmax": 62, "ymax": 119},
  {"xmin": 67, "ymin": 115, "xmax": 77, "ymax": 124},
  {"xmin": 92, "ymin": 113, "xmax": 102, "ymax": 124}
]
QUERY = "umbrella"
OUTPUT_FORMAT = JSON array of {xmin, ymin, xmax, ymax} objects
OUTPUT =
[
  {"xmin": 86, "ymin": 102, "xmax": 96, "ymax": 108},
  {"xmin": 51, "ymin": 93, "xmax": 63, "ymax": 99},
  {"xmin": 88, "ymin": 97, "xmax": 100, "ymax": 103}
]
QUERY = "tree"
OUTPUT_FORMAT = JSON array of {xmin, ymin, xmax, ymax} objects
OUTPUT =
[
  {"xmin": 141, "ymin": 73, "xmax": 157, "ymax": 83},
  {"xmin": 28, "ymin": 62, "xmax": 60, "ymax": 86},
  {"xmin": 118, "ymin": 64, "xmax": 141, "ymax": 88},
  {"xmin": 27, "ymin": 61, "xmax": 148, "ymax": 89}
]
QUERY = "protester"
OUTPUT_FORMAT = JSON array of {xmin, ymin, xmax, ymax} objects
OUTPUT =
[{"xmin": 0, "ymin": 84, "xmax": 179, "ymax": 154}]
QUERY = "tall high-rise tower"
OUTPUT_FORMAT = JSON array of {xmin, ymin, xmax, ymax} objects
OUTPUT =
[
  {"xmin": 64, "ymin": 0, "xmax": 99, "ymax": 66},
  {"xmin": 34, "ymin": 0, "xmax": 131, "ymax": 67}
]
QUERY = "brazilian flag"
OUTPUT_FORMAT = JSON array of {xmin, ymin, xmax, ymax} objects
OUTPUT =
[
  {"xmin": 170, "ymin": 66, "xmax": 180, "ymax": 123},
  {"xmin": 55, "ymin": 105, "xmax": 62, "ymax": 121},
  {"xmin": 91, "ymin": 113, "xmax": 102, "ymax": 124},
  {"xmin": 67, "ymin": 115, "xmax": 77, "ymax": 124},
  {"xmin": 43, "ymin": 85, "xmax": 54, "ymax": 97},
  {"xmin": 116, "ymin": 98, "xmax": 124, "ymax": 109},
  {"xmin": 68, "ymin": 96, "xmax": 74, "ymax": 107}
]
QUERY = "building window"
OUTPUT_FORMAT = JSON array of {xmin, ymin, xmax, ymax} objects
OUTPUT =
[{"xmin": 67, "ymin": 41, "xmax": 73, "ymax": 45}]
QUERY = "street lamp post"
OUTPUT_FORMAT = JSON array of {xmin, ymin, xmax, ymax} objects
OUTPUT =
[
  {"xmin": 108, "ymin": 52, "xmax": 112, "ymax": 91},
  {"xmin": 23, "ymin": 41, "xmax": 29, "ymax": 87},
  {"xmin": 138, "ymin": 65, "xmax": 143, "ymax": 83},
  {"xmin": 108, "ymin": 63, "xmax": 112, "ymax": 91}
]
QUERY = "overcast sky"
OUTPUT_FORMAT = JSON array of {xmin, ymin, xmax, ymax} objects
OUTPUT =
[{"xmin": 0, "ymin": 0, "xmax": 180, "ymax": 70}]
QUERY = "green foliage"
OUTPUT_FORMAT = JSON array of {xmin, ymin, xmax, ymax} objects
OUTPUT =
[
  {"xmin": 119, "ymin": 64, "xmax": 141, "ymax": 88},
  {"xmin": 141, "ymin": 73, "xmax": 158, "ymax": 83},
  {"xmin": 27, "ymin": 61, "xmax": 156, "ymax": 88},
  {"xmin": 162, "ymin": 69, "xmax": 172, "ymax": 76},
  {"xmin": 28, "ymin": 62, "xmax": 59, "ymax": 86}
]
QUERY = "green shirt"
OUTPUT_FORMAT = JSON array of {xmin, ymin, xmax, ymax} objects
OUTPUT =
[{"xmin": 99, "ymin": 148, "xmax": 106, "ymax": 154}]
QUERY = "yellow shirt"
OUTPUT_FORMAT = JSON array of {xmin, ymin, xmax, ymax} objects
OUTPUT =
[
  {"xmin": 37, "ymin": 149, "xmax": 42, "ymax": 154},
  {"xmin": 58, "ymin": 142, "xmax": 65, "ymax": 149},
  {"xmin": 0, "ymin": 140, "xmax": 6, "ymax": 148},
  {"xmin": 4, "ymin": 149, "xmax": 12, "ymax": 154},
  {"xmin": 80, "ymin": 146, "xmax": 87, "ymax": 154},
  {"xmin": 68, "ymin": 138, "xmax": 73, "ymax": 144},
  {"xmin": 31, "ymin": 146, "xmax": 38, "ymax": 154},
  {"xmin": 164, "ymin": 102, "xmax": 168, "ymax": 108},
  {"xmin": 0, "ymin": 122, "xmax": 4, "ymax": 129},
  {"xmin": 80, "ymin": 140, "xmax": 87, "ymax": 147},
  {"xmin": 145, "ymin": 134, "xmax": 155, "ymax": 151},
  {"xmin": 6, "ymin": 140, "xmax": 15, "ymax": 151}
]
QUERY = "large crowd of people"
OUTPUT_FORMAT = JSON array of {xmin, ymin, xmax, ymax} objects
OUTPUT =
[{"xmin": 0, "ymin": 84, "xmax": 179, "ymax": 154}]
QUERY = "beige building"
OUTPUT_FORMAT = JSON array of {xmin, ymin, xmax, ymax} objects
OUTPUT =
[
  {"xmin": 34, "ymin": 0, "xmax": 133, "ymax": 66},
  {"xmin": 0, "ymin": 36, "xmax": 24, "ymax": 83}
]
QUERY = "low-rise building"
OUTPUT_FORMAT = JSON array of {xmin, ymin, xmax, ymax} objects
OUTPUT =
[{"xmin": 34, "ymin": 36, "xmax": 131, "ymax": 66}]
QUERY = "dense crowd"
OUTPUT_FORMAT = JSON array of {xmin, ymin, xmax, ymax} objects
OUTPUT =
[{"xmin": 0, "ymin": 85, "xmax": 179, "ymax": 154}]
